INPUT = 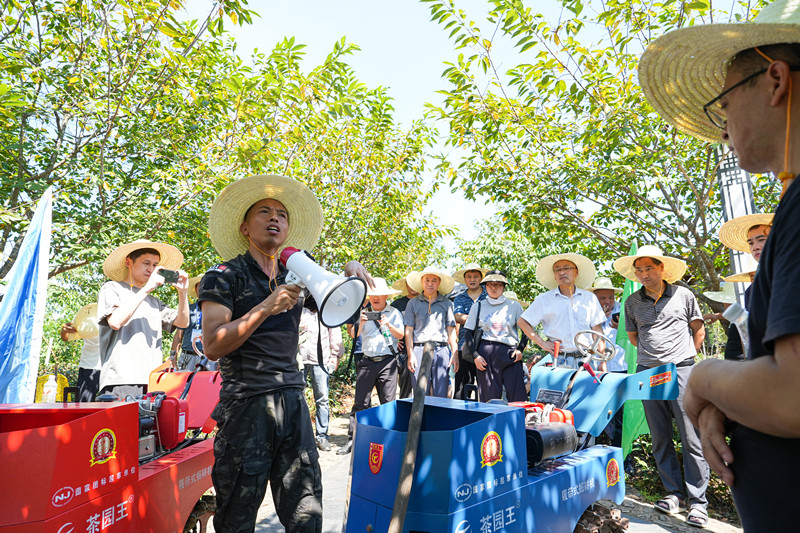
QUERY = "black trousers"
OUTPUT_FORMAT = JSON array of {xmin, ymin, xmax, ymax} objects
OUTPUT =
[
  {"xmin": 454, "ymin": 349, "xmax": 477, "ymax": 400},
  {"xmin": 348, "ymin": 356, "xmax": 397, "ymax": 437},
  {"xmin": 77, "ymin": 367, "xmax": 100, "ymax": 402},
  {"xmin": 475, "ymin": 341, "xmax": 526, "ymax": 403},
  {"xmin": 212, "ymin": 389, "xmax": 322, "ymax": 533}
]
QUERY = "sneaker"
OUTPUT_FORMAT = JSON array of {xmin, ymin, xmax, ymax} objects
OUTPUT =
[
  {"xmin": 336, "ymin": 440, "xmax": 352, "ymax": 455},
  {"xmin": 316, "ymin": 437, "xmax": 331, "ymax": 452}
]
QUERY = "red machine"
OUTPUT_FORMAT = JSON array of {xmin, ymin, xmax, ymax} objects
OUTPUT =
[{"xmin": 0, "ymin": 367, "xmax": 222, "ymax": 533}]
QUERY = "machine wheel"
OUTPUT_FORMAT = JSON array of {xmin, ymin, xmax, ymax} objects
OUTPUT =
[{"xmin": 183, "ymin": 495, "xmax": 216, "ymax": 533}]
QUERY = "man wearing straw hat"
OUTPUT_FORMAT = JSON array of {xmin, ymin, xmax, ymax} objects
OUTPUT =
[
  {"xmin": 198, "ymin": 174, "xmax": 371, "ymax": 533},
  {"xmin": 339, "ymin": 277, "xmax": 404, "ymax": 455},
  {"xmin": 613, "ymin": 246, "xmax": 709, "ymax": 526},
  {"xmin": 639, "ymin": 1, "xmax": 800, "ymax": 528},
  {"xmin": 390, "ymin": 272, "xmax": 419, "ymax": 399},
  {"xmin": 452, "ymin": 262, "xmax": 489, "ymax": 400},
  {"xmin": 404, "ymin": 266, "xmax": 458, "ymax": 398},
  {"xmin": 97, "ymin": 239, "xmax": 190, "ymax": 399},
  {"xmin": 587, "ymin": 277, "xmax": 628, "ymax": 449},
  {"xmin": 517, "ymin": 253, "xmax": 606, "ymax": 369}
]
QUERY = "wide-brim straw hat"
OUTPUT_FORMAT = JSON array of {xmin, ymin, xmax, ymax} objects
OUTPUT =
[
  {"xmin": 188, "ymin": 275, "xmax": 203, "ymax": 299},
  {"xmin": 66, "ymin": 303, "xmax": 98, "ymax": 341},
  {"xmin": 367, "ymin": 277, "xmax": 402, "ymax": 297},
  {"xmin": 724, "ymin": 256, "xmax": 759, "ymax": 282},
  {"xmin": 536, "ymin": 253, "xmax": 596, "ymax": 290},
  {"xmin": 719, "ymin": 213, "xmax": 774, "ymax": 252},
  {"xmin": 480, "ymin": 271, "xmax": 509, "ymax": 285},
  {"xmin": 613, "ymin": 245, "xmax": 687, "ymax": 283},
  {"xmin": 452, "ymin": 263, "xmax": 490, "ymax": 283},
  {"xmin": 407, "ymin": 266, "xmax": 456, "ymax": 295},
  {"xmin": 103, "ymin": 239, "xmax": 184, "ymax": 282},
  {"xmin": 638, "ymin": 0, "xmax": 800, "ymax": 143},
  {"xmin": 704, "ymin": 281, "xmax": 737, "ymax": 304},
  {"xmin": 391, "ymin": 272, "xmax": 417, "ymax": 297},
  {"xmin": 587, "ymin": 276, "xmax": 623, "ymax": 294},
  {"xmin": 505, "ymin": 291, "xmax": 528, "ymax": 308},
  {"xmin": 208, "ymin": 175, "xmax": 323, "ymax": 261}
]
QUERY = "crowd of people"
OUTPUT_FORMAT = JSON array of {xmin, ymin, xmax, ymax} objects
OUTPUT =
[{"xmin": 50, "ymin": 1, "xmax": 800, "ymax": 530}]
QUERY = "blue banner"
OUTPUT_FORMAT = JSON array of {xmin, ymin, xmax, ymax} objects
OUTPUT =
[{"xmin": 0, "ymin": 188, "xmax": 52, "ymax": 403}]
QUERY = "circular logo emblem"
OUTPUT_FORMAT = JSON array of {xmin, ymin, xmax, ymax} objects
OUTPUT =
[
  {"xmin": 51, "ymin": 486, "xmax": 74, "ymax": 507},
  {"xmin": 90, "ymin": 428, "xmax": 117, "ymax": 466},
  {"xmin": 454, "ymin": 483, "xmax": 473, "ymax": 502},
  {"xmin": 606, "ymin": 458, "xmax": 620, "ymax": 487},
  {"xmin": 480, "ymin": 431, "xmax": 503, "ymax": 468}
]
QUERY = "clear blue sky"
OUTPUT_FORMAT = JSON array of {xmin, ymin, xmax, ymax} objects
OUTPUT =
[{"xmin": 184, "ymin": 1, "xmax": 567, "ymax": 258}]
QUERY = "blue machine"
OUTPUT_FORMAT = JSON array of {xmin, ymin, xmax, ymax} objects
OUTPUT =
[{"xmin": 345, "ymin": 363, "xmax": 679, "ymax": 532}]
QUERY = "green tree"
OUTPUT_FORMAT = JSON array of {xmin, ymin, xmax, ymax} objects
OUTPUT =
[
  {"xmin": 1, "ymin": 0, "xmax": 448, "ymax": 284},
  {"xmin": 424, "ymin": 0, "xmax": 776, "ymax": 307},
  {"xmin": 0, "ymin": 0, "xmax": 257, "ymax": 277}
]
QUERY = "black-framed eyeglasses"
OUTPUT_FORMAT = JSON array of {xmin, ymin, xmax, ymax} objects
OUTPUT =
[{"xmin": 703, "ymin": 68, "xmax": 767, "ymax": 129}]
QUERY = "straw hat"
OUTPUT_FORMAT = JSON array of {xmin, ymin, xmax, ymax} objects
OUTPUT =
[
  {"xmin": 505, "ymin": 291, "xmax": 529, "ymax": 308},
  {"xmin": 724, "ymin": 256, "xmax": 759, "ymax": 282},
  {"xmin": 65, "ymin": 303, "xmax": 98, "ymax": 341},
  {"xmin": 586, "ymin": 276, "xmax": 623, "ymax": 294},
  {"xmin": 535, "ymin": 253, "xmax": 597, "ymax": 290},
  {"xmin": 719, "ymin": 213, "xmax": 774, "ymax": 252},
  {"xmin": 638, "ymin": 0, "xmax": 800, "ymax": 143},
  {"xmin": 407, "ymin": 266, "xmax": 456, "ymax": 295},
  {"xmin": 452, "ymin": 263, "xmax": 490, "ymax": 284},
  {"xmin": 103, "ymin": 239, "xmax": 184, "ymax": 282},
  {"xmin": 480, "ymin": 270, "xmax": 509, "ymax": 285},
  {"xmin": 208, "ymin": 175, "xmax": 323, "ymax": 261},
  {"xmin": 704, "ymin": 282, "xmax": 737, "ymax": 304},
  {"xmin": 367, "ymin": 277, "xmax": 402, "ymax": 297},
  {"xmin": 613, "ymin": 245, "xmax": 688, "ymax": 283},
  {"xmin": 391, "ymin": 272, "xmax": 417, "ymax": 297},
  {"xmin": 188, "ymin": 275, "xmax": 203, "ymax": 299}
]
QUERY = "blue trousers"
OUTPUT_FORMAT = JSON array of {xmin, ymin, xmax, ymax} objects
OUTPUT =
[
  {"xmin": 303, "ymin": 364, "xmax": 330, "ymax": 438},
  {"xmin": 410, "ymin": 345, "xmax": 451, "ymax": 398}
]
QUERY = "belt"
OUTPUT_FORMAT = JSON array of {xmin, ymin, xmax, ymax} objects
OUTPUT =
[
  {"xmin": 364, "ymin": 354, "xmax": 393, "ymax": 363},
  {"xmin": 676, "ymin": 357, "xmax": 695, "ymax": 368},
  {"xmin": 414, "ymin": 342, "xmax": 447, "ymax": 347},
  {"xmin": 557, "ymin": 352, "xmax": 579, "ymax": 358}
]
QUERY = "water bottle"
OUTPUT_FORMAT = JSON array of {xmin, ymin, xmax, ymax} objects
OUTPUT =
[
  {"xmin": 723, "ymin": 303, "xmax": 750, "ymax": 355},
  {"xmin": 379, "ymin": 323, "xmax": 393, "ymax": 344},
  {"xmin": 42, "ymin": 375, "xmax": 58, "ymax": 403}
]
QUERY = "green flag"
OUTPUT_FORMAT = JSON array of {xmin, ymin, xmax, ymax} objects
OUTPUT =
[{"xmin": 617, "ymin": 242, "xmax": 648, "ymax": 458}]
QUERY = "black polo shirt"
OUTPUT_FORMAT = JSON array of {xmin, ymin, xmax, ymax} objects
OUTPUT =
[
  {"xmin": 730, "ymin": 180, "xmax": 800, "ymax": 532},
  {"xmin": 198, "ymin": 252, "xmax": 304, "ymax": 400}
]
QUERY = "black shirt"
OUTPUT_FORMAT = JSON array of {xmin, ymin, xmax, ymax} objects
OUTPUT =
[
  {"xmin": 730, "ymin": 180, "xmax": 800, "ymax": 532},
  {"xmin": 198, "ymin": 252, "xmax": 304, "ymax": 400}
]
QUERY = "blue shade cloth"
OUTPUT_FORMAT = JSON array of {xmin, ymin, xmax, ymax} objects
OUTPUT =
[{"xmin": 0, "ymin": 188, "xmax": 52, "ymax": 403}]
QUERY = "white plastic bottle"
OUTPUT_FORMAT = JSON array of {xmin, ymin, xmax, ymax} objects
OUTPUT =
[{"xmin": 42, "ymin": 375, "xmax": 58, "ymax": 403}]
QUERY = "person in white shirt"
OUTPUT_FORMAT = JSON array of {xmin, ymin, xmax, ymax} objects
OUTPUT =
[{"xmin": 517, "ymin": 253, "xmax": 606, "ymax": 370}]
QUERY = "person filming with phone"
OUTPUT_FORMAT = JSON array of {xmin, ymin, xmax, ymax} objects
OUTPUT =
[{"xmin": 97, "ymin": 239, "xmax": 190, "ymax": 399}]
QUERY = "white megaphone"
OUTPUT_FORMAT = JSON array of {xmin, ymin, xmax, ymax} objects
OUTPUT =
[{"xmin": 279, "ymin": 247, "xmax": 367, "ymax": 328}]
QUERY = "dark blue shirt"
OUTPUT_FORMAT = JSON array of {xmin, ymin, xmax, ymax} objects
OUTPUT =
[{"xmin": 453, "ymin": 289, "xmax": 486, "ymax": 348}]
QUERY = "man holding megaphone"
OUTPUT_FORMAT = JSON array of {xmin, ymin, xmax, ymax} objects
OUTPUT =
[{"xmin": 199, "ymin": 174, "xmax": 373, "ymax": 533}]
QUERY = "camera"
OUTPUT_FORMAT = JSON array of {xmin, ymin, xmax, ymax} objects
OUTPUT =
[
  {"xmin": 364, "ymin": 311, "xmax": 383, "ymax": 321},
  {"xmin": 611, "ymin": 312, "xmax": 621, "ymax": 322},
  {"xmin": 159, "ymin": 268, "xmax": 180, "ymax": 285}
]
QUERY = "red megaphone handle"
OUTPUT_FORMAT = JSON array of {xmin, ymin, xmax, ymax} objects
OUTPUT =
[{"xmin": 279, "ymin": 247, "xmax": 301, "ymax": 266}]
